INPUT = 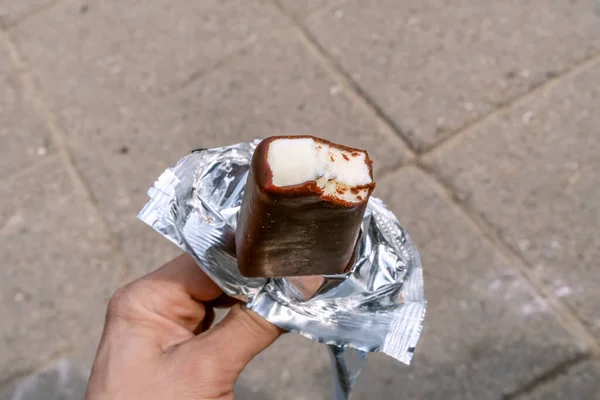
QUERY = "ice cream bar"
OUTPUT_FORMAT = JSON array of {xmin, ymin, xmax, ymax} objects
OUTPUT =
[{"xmin": 235, "ymin": 135, "xmax": 375, "ymax": 278}]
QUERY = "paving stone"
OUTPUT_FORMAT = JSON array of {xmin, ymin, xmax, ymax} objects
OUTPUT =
[
  {"xmin": 0, "ymin": 347, "xmax": 96, "ymax": 400},
  {"xmin": 237, "ymin": 334, "xmax": 332, "ymax": 400},
  {"xmin": 52, "ymin": 32, "xmax": 411, "ymax": 277},
  {"xmin": 0, "ymin": 41, "xmax": 53, "ymax": 177},
  {"xmin": 11, "ymin": 0, "xmax": 287, "ymax": 133},
  {"xmin": 0, "ymin": 159, "xmax": 121, "ymax": 381},
  {"xmin": 305, "ymin": 0, "xmax": 600, "ymax": 150},
  {"xmin": 426, "ymin": 59, "xmax": 600, "ymax": 338},
  {"xmin": 0, "ymin": 0, "xmax": 52, "ymax": 27},
  {"xmin": 348, "ymin": 167, "xmax": 585, "ymax": 399},
  {"xmin": 0, "ymin": 321, "xmax": 330, "ymax": 400},
  {"xmin": 525, "ymin": 360, "xmax": 600, "ymax": 400},
  {"xmin": 275, "ymin": 0, "xmax": 333, "ymax": 16}
]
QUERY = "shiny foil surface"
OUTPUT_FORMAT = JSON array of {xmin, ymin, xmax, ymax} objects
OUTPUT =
[{"xmin": 138, "ymin": 141, "xmax": 426, "ymax": 398}]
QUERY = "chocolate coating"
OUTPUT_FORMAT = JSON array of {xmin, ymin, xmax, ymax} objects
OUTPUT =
[{"xmin": 235, "ymin": 136, "xmax": 375, "ymax": 278}]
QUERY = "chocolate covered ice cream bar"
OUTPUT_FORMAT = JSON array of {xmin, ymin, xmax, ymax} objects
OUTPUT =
[{"xmin": 235, "ymin": 136, "xmax": 375, "ymax": 278}]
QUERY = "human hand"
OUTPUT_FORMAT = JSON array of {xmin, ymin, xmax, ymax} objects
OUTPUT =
[{"xmin": 85, "ymin": 254, "xmax": 282, "ymax": 400}]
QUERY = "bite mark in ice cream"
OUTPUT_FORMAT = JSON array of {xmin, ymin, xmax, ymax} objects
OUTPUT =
[
  {"xmin": 235, "ymin": 135, "xmax": 375, "ymax": 278},
  {"xmin": 266, "ymin": 137, "xmax": 372, "ymax": 204}
]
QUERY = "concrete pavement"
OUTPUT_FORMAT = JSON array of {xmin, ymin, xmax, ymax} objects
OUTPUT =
[{"xmin": 1, "ymin": 1, "xmax": 599, "ymax": 398}]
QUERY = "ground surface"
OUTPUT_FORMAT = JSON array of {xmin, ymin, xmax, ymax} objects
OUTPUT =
[{"xmin": 1, "ymin": 1, "xmax": 599, "ymax": 399}]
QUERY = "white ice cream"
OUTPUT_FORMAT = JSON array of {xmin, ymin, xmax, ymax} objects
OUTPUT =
[{"xmin": 266, "ymin": 137, "xmax": 372, "ymax": 203}]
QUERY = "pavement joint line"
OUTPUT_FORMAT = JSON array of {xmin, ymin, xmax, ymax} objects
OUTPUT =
[
  {"xmin": 415, "ymin": 161, "xmax": 600, "ymax": 358},
  {"xmin": 2, "ymin": 0, "xmax": 66, "ymax": 32},
  {"xmin": 1, "ymin": 31, "xmax": 132, "ymax": 282},
  {"xmin": 267, "ymin": 0, "xmax": 419, "ymax": 160},
  {"xmin": 0, "ymin": 345, "xmax": 79, "ymax": 391},
  {"xmin": 0, "ymin": 153, "xmax": 60, "ymax": 191},
  {"xmin": 376, "ymin": 160, "xmax": 415, "ymax": 182},
  {"xmin": 420, "ymin": 51, "xmax": 600, "ymax": 159},
  {"xmin": 260, "ymin": 6, "xmax": 600, "ymax": 362},
  {"xmin": 156, "ymin": 25, "xmax": 296, "ymax": 97},
  {"xmin": 502, "ymin": 354, "xmax": 591, "ymax": 400}
]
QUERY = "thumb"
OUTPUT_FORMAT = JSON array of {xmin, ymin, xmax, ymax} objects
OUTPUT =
[{"xmin": 195, "ymin": 304, "xmax": 283, "ymax": 373}]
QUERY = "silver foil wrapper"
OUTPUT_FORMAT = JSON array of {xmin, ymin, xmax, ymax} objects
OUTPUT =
[{"xmin": 138, "ymin": 141, "xmax": 426, "ymax": 398}]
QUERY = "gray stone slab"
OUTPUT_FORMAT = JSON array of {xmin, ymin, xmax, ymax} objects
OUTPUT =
[
  {"xmin": 275, "ymin": 0, "xmax": 333, "ymax": 16},
  {"xmin": 0, "ymin": 0, "xmax": 52, "ymax": 27},
  {"xmin": 305, "ymin": 0, "xmax": 600, "ymax": 150},
  {"xmin": 0, "ymin": 41, "xmax": 53, "ymax": 177},
  {"xmin": 0, "ymin": 323, "xmax": 330, "ymax": 400},
  {"xmin": 526, "ymin": 360, "xmax": 600, "ymax": 400},
  {"xmin": 10, "ymin": 0, "xmax": 286, "ymax": 133},
  {"xmin": 69, "ymin": 127, "xmax": 184, "ymax": 280},
  {"xmin": 0, "ymin": 159, "xmax": 121, "ymax": 381},
  {"xmin": 0, "ymin": 347, "xmax": 96, "ymax": 400},
  {"xmin": 52, "ymin": 32, "xmax": 411, "ymax": 277},
  {"xmin": 237, "ymin": 334, "xmax": 332, "ymax": 400},
  {"xmin": 348, "ymin": 167, "xmax": 585, "ymax": 399},
  {"xmin": 426, "ymin": 59, "xmax": 600, "ymax": 338}
]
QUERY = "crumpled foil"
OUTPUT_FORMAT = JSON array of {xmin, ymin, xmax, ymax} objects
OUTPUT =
[{"xmin": 138, "ymin": 141, "xmax": 426, "ymax": 398}]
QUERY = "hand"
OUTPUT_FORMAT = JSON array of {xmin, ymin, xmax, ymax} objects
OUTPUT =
[{"xmin": 85, "ymin": 254, "xmax": 282, "ymax": 400}]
